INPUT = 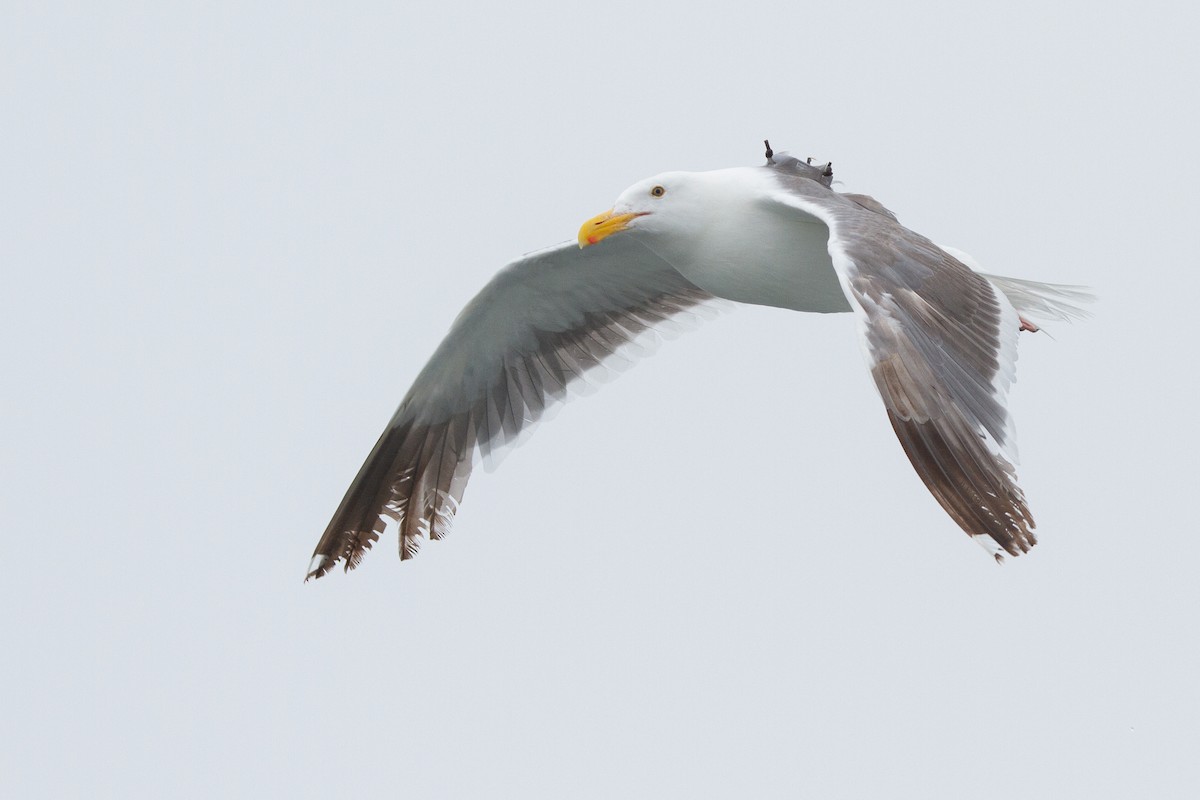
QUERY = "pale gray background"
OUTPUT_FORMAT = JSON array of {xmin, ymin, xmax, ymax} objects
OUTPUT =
[{"xmin": 4, "ymin": 1, "xmax": 1198, "ymax": 797}]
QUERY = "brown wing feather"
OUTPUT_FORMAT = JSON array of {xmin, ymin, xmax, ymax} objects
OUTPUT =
[
  {"xmin": 768, "ymin": 171, "xmax": 1036, "ymax": 559},
  {"xmin": 851, "ymin": 240, "xmax": 1036, "ymax": 558}
]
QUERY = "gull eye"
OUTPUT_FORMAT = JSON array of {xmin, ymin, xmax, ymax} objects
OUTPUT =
[{"xmin": 650, "ymin": 185, "xmax": 666, "ymax": 198}]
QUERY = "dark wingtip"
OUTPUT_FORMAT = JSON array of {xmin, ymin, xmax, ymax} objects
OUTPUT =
[{"xmin": 304, "ymin": 554, "xmax": 331, "ymax": 582}]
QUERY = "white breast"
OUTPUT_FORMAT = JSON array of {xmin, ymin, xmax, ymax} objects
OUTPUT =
[{"xmin": 645, "ymin": 169, "xmax": 852, "ymax": 314}]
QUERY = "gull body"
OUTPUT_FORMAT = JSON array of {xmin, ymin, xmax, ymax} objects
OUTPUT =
[
  {"xmin": 605, "ymin": 168, "xmax": 851, "ymax": 314},
  {"xmin": 307, "ymin": 148, "xmax": 1090, "ymax": 580}
]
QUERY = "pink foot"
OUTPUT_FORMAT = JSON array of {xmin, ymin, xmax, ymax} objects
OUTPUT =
[{"xmin": 1019, "ymin": 315, "xmax": 1040, "ymax": 333}]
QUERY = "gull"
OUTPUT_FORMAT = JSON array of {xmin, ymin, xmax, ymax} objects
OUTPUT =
[{"xmin": 306, "ymin": 143, "xmax": 1090, "ymax": 580}]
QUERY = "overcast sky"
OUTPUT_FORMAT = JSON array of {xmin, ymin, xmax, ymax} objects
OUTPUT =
[{"xmin": 4, "ymin": 1, "xmax": 1199, "ymax": 797}]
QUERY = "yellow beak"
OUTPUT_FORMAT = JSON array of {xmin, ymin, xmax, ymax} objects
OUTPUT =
[{"xmin": 578, "ymin": 210, "xmax": 646, "ymax": 248}]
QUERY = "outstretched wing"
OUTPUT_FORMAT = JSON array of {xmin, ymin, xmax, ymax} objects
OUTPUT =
[
  {"xmin": 768, "ymin": 176, "xmax": 1036, "ymax": 560},
  {"xmin": 308, "ymin": 238, "xmax": 713, "ymax": 579}
]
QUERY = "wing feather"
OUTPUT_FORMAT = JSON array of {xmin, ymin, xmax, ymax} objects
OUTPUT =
[
  {"xmin": 768, "ymin": 176, "xmax": 1037, "ymax": 559},
  {"xmin": 307, "ymin": 239, "xmax": 713, "ymax": 579}
]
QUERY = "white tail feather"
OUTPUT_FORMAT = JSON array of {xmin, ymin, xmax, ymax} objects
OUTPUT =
[
  {"xmin": 979, "ymin": 274, "xmax": 1095, "ymax": 325},
  {"xmin": 937, "ymin": 244, "xmax": 1095, "ymax": 326}
]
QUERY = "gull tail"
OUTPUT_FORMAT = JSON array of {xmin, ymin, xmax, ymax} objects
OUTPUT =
[
  {"xmin": 979, "ymin": 274, "xmax": 1095, "ymax": 326},
  {"xmin": 937, "ymin": 244, "xmax": 1095, "ymax": 327}
]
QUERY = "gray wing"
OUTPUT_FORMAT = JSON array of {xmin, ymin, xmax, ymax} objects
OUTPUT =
[
  {"xmin": 307, "ymin": 238, "xmax": 713, "ymax": 579},
  {"xmin": 768, "ymin": 175, "xmax": 1035, "ymax": 560}
]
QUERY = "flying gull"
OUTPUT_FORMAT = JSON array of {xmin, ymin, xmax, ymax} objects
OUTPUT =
[{"xmin": 306, "ymin": 143, "xmax": 1090, "ymax": 580}]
